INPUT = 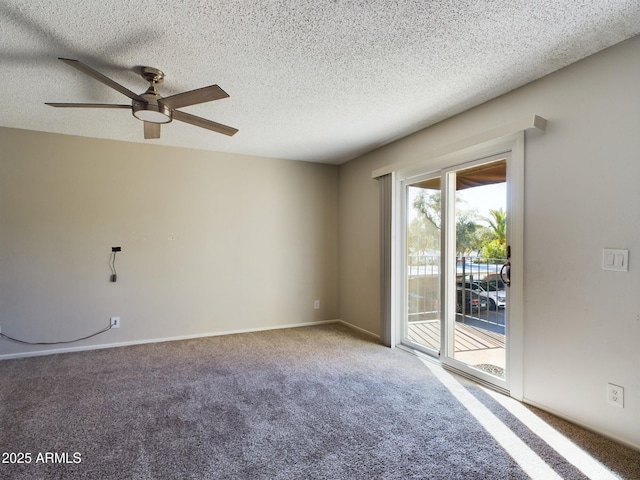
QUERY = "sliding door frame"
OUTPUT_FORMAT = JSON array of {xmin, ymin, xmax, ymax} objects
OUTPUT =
[{"xmin": 392, "ymin": 132, "xmax": 525, "ymax": 400}]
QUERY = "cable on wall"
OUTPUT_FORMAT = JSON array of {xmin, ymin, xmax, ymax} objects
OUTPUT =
[
  {"xmin": 0, "ymin": 323, "xmax": 113, "ymax": 345},
  {"xmin": 110, "ymin": 246, "xmax": 121, "ymax": 282},
  {"xmin": 0, "ymin": 246, "xmax": 124, "ymax": 346}
]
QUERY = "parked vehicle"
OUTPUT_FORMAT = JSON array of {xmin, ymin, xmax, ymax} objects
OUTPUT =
[
  {"xmin": 456, "ymin": 288, "xmax": 487, "ymax": 313},
  {"xmin": 482, "ymin": 274, "xmax": 508, "ymax": 290},
  {"xmin": 483, "ymin": 278, "xmax": 507, "ymax": 291},
  {"xmin": 458, "ymin": 281, "xmax": 506, "ymax": 310}
]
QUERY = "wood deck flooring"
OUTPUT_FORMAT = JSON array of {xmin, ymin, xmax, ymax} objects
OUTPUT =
[{"xmin": 408, "ymin": 320, "xmax": 505, "ymax": 353}]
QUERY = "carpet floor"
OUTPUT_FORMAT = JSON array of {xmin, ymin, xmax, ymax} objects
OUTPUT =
[{"xmin": 0, "ymin": 323, "xmax": 638, "ymax": 479}]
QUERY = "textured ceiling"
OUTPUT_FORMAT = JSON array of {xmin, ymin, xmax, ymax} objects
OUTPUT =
[{"xmin": 1, "ymin": 1, "xmax": 639, "ymax": 164}]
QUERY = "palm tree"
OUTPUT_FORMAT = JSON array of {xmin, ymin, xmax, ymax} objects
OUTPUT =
[
  {"xmin": 485, "ymin": 208, "xmax": 506, "ymax": 244},
  {"xmin": 480, "ymin": 208, "xmax": 506, "ymax": 260}
]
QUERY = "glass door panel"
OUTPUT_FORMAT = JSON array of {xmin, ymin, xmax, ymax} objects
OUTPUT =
[
  {"xmin": 443, "ymin": 157, "xmax": 509, "ymax": 387},
  {"xmin": 404, "ymin": 177, "xmax": 441, "ymax": 355}
]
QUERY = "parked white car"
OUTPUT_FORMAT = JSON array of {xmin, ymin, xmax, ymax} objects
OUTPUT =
[{"xmin": 459, "ymin": 281, "xmax": 506, "ymax": 310}]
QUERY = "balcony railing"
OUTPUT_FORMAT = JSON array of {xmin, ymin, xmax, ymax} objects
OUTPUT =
[{"xmin": 407, "ymin": 255, "xmax": 507, "ymax": 329}]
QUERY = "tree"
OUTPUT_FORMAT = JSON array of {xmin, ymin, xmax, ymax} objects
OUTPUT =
[
  {"xmin": 408, "ymin": 190, "xmax": 442, "ymax": 256},
  {"xmin": 482, "ymin": 239, "xmax": 506, "ymax": 260},
  {"xmin": 412, "ymin": 190, "xmax": 482, "ymax": 255},
  {"xmin": 485, "ymin": 208, "xmax": 506, "ymax": 243},
  {"xmin": 455, "ymin": 213, "xmax": 479, "ymax": 255},
  {"xmin": 411, "ymin": 191, "xmax": 508, "ymax": 259},
  {"xmin": 481, "ymin": 208, "xmax": 506, "ymax": 260},
  {"xmin": 413, "ymin": 190, "xmax": 441, "ymax": 229},
  {"xmin": 407, "ymin": 216, "xmax": 439, "ymax": 255}
]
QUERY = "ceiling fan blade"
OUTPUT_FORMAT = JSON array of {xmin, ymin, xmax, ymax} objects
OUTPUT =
[
  {"xmin": 172, "ymin": 110, "xmax": 238, "ymax": 137},
  {"xmin": 58, "ymin": 58, "xmax": 146, "ymax": 103},
  {"xmin": 159, "ymin": 85, "xmax": 229, "ymax": 109},
  {"xmin": 46, "ymin": 103, "xmax": 131, "ymax": 109},
  {"xmin": 144, "ymin": 122, "xmax": 161, "ymax": 139}
]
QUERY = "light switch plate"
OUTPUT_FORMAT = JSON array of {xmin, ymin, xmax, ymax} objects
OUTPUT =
[{"xmin": 602, "ymin": 249, "xmax": 629, "ymax": 272}]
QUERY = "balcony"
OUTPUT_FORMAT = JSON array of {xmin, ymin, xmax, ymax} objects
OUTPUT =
[{"xmin": 407, "ymin": 255, "xmax": 507, "ymax": 377}]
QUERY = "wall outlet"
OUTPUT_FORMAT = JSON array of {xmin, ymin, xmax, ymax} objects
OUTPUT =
[
  {"xmin": 314, "ymin": 300, "xmax": 320, "ymax": 310},
  {"xmin": 110, "ymin": 316, "xmax": 120, "ymax": 329},
  {"xmin": 607, "ymin": 383, "xmax": 624, "ymax": 408}
]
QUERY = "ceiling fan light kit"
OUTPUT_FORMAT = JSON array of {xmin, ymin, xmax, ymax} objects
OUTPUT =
[
  {"xmin": 46, "ymin": 58, "xmax": 238, "ymax": 138},
  {"xmin": 132, "ymin": 98, "xmax": 172, "ymax": 124}
]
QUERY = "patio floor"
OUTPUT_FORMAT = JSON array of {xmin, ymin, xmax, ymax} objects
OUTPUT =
[{"xmin": 408, "ymin": 319, "xmax": 506, "ymax": 370}]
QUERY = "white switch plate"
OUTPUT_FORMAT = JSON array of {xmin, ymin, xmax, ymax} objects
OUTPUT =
[{"xmin": 602, "ymin": 249, "xmax": 629, "ymax": 272}]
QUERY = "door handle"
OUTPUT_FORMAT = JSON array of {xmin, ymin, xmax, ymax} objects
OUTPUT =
[
  {"xmin": 500, "ymin": 245, "xmax": 512, "ymax": 287},
  {"xmin": 499, "ymin": 261, "xmax": 511, "ymax": 287}
]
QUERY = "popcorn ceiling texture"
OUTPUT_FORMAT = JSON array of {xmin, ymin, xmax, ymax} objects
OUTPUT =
[{"xmin": 1, "ymin": 1, "xmax": 639, "ymax": 164}]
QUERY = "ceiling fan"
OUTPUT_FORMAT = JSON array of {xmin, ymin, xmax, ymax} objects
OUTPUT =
[{"xmin": 46, "ymin": 58, "xmax": 238, "ymax": 139}]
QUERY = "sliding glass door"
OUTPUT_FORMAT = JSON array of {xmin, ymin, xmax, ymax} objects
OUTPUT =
[
  {"xmin": 441, "ymin": 156, "xmax": 509, "ymax": 391},
  {"xmin": 401, "ymin": 148, "xmax": 519, "ymax": 393}
]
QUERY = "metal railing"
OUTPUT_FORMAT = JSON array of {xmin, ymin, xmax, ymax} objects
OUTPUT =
[{"xmin": 407, "ymin": 255, "xmax": 507, "ymax": 331}]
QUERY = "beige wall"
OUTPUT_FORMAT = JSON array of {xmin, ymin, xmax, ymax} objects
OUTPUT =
[
  {"xmin": 338, "ymin": 36, "xmax": 640, "ymax": 448},
  {"xmin": 0, "ymin": 128, "xmax": 338, "ymax": 356}
]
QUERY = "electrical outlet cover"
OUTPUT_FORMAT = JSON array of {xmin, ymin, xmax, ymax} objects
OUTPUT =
[{"xmin": 607, "ymin": 383, "xmax": 624, "ymax": 408}]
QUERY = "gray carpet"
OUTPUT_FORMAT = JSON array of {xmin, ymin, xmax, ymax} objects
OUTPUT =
[{"xmin": 0, "ymin": 324, "xmax": 638, "ymax": 479}]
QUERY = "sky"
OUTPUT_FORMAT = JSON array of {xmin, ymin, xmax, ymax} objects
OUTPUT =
[
  {"xmin": 408, "ymin": 182, "xmax": 506, "ymax": 226},
  {"xmin": 457, "ymin": 183, "xmax": 506, "ymax": 227}
]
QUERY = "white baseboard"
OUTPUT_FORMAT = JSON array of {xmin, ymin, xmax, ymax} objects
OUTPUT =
[
  {"xmin": 336, "ymin": 319, "xmax": 380, "ymax": 340},
  {"xmin": 522, "ymin": 398, "xmax": 640, "ymax": 453},
  {"xmin": 0, "ymin": 320, "xmax": 341, "ymax": 361}
]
